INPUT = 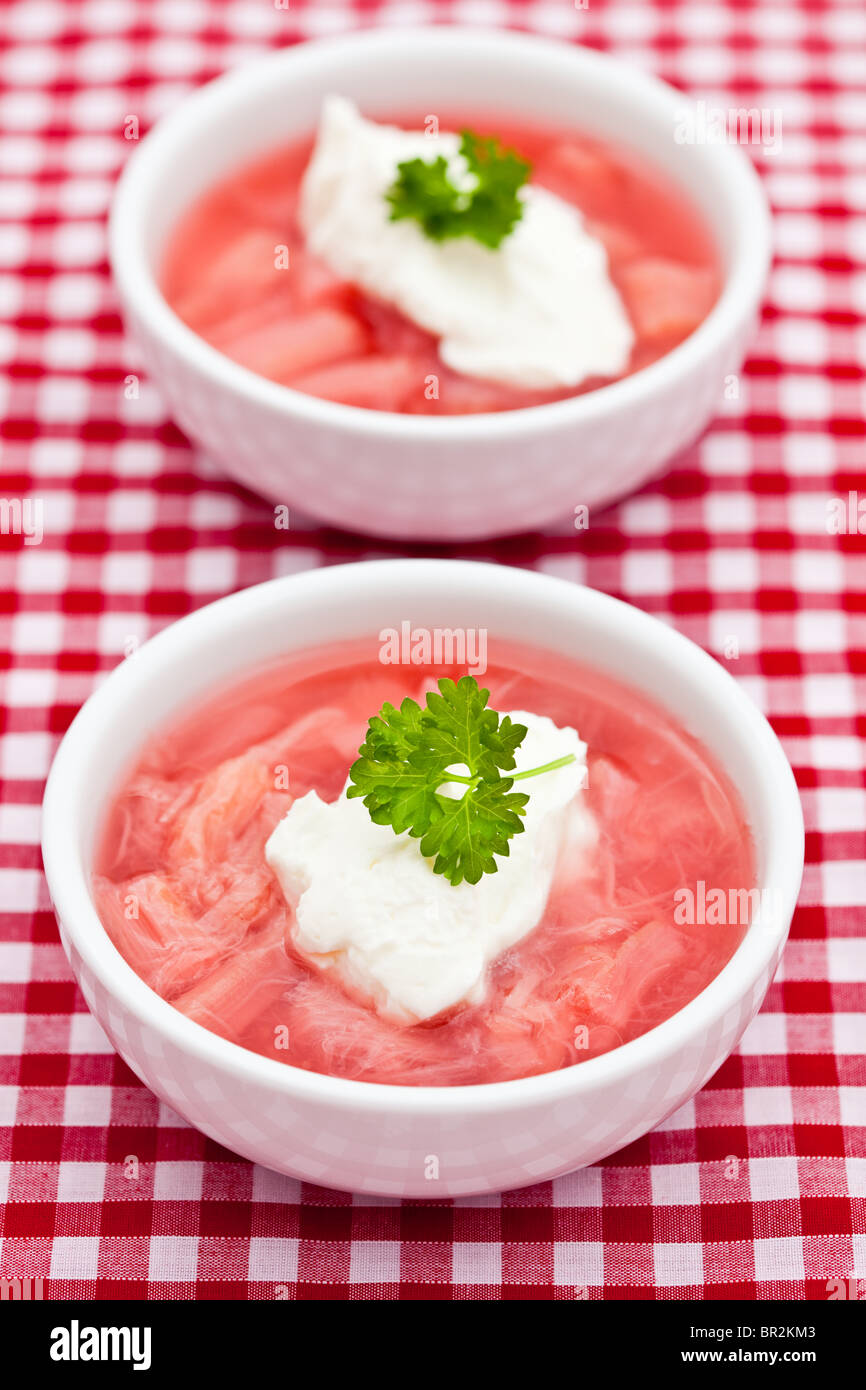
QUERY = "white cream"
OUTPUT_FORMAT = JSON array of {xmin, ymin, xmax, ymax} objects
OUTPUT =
[
  {"xmin": 299, "ymin": 97, "xmax": 635, "ymax": 390},
  {"xmin": 265, "ymin": 712, "xmax": 596, "ymax": 1023}
]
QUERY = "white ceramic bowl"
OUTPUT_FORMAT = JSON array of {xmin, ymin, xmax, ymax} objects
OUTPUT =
[
  {"xmin": 43, "ymin": 560, "xmax": 803, "ymax": 1197},
  {"xmin": 109, "ymin": 27, "xmax": 771, "ymax": 542}
]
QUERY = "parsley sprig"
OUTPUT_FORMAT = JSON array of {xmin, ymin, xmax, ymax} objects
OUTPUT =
[
  {"xmin": 385, "ymin": 130, "xmax": 531, "ymax": 250},
  {"xmin": 347, "ymin": 676, "xmax": 576, "ymax": 886}
]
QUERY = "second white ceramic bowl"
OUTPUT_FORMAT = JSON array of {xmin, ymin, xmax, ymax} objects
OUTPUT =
[
  {"xmin": 42, "ymin": 561, "xmax": 803, "ymax": 1197},
  {"xmin": 109, "ymin": 27, "xmax": 771, "ymax": 541}
]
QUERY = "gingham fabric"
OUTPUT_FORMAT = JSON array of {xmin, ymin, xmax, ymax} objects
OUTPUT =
[{"xmin": 1, "ymin": 0, "xmax": 864, "ymax": 1301}]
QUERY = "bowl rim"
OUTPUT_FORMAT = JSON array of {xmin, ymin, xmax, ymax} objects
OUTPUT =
[
  {"xmin": 108, "ymin": 25, "xmax": 773, "ymax": 438},
  {"xmin": 42, "ymin": 559, "xmax": 805, "ymax": 1116}
]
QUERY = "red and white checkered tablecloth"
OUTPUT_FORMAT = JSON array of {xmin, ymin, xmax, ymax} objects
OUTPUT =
[{"xmin": 0, "ymin": 0, "xmax": 864, "ymax": 1301}]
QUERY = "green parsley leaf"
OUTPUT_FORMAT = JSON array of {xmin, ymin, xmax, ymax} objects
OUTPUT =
[
  {"xmin": 347, "ymin": 675, "xmax": 576, "ymax": 886},
  {"xmin": 385, "ymin": 130, "xmax": 531, "ymax": 250}
]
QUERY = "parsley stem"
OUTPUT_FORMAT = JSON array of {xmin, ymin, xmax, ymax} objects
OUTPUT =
[
  {"xmin": 438, "ymin": 753, "xmax": 577, "ymax": 791},
  {"xmin": 510, "ymin": 753, "xmax": 577, "ymax": 781}
]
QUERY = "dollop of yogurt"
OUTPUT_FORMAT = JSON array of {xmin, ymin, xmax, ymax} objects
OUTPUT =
[
  {"xmin": 265, "ymin": 711, "xmax": 596, "ymax": 1023},
  {"xmin": 299, "ymin": 97, "xmax": 635, "ymax": 389}
]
